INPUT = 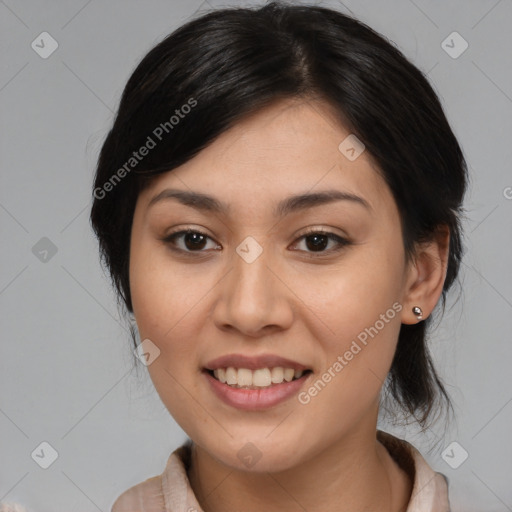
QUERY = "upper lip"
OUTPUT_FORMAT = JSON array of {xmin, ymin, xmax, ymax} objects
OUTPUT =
[{"xmin": 204, "ymin": 353, "xmax": 311, "ymax": 372}]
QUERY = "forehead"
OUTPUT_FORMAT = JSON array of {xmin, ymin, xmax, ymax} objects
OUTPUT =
[{"xmin": 139, "ymin": 98, "xmax": 392, "ymax": 216}]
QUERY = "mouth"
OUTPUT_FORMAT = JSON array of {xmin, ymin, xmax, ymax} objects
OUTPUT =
[
  {"xmin": 202, "ymin": 354, "xmax": 314, "ymax": 409},
  {"xmin": 202, "ymin": 366, "xmax": 313, "ymax": 410},
  {"xmin": 203, "ymin": 367, "xmax": 313, "ymax": 389}
]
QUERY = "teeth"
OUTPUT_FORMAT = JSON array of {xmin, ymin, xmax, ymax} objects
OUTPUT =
[
  {"xmin": 283, "ymin": 368, "xmax": 294, "ymax": 382},
  {"xmin": 238, "ymin": 368, "xmax": 253, "ymax": 387},
  {"xmin": 271, "ymin": 367, "xmax": 284, "ymax": 383},
  {"xmin": 253, "ymin": 368, "xmax": 271, "ymax": 387},
  {"xmin": 225, "ymin": 367, "xmax": 237, "ymax": 385},
  {"xmin": 212, "ymin": 367, "xmax": 306, "ymax": 388},
  {"xmin": 216, "ymin": 368, "xmax": 227, "ymax": 383}
]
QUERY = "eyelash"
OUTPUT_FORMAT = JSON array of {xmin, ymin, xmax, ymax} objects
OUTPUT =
[{"xmin": 161, "ymin": 227, "xmax": 351, "ymax": 258}]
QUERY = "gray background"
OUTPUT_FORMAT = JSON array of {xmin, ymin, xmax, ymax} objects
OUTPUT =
[{"xmin": 1, "ymin": 0, "xmax": 511, "ymax": 510}]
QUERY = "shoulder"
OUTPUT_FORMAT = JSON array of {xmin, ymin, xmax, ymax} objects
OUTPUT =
[{"xmin": 111, "ymin": 475, "xmax": 165, "ymax": 512}]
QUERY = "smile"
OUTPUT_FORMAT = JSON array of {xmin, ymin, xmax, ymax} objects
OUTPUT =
[{"xmin": 209, "ymin": 367, "xmax": 310, "ymax": 388}]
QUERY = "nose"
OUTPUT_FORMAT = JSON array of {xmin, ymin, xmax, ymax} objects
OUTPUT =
[{"xmin": 211, "ymin": 243, "xmax": 294, "ymax": 338}]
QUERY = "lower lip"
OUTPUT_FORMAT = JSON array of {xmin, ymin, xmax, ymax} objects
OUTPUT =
[{"xmin": 203, "ymin": 370, "xmax": 311, "ymax": 410}]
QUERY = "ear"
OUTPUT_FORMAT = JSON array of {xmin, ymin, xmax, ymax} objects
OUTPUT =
[{"xmin": 401, "ymin": 225, "xmax": 450, "ymax": 325}]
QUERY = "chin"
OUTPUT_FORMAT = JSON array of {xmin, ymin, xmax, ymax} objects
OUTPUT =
[{"xmin": 203, "ymin": 433, "xmax": 305, "ymax": 473}]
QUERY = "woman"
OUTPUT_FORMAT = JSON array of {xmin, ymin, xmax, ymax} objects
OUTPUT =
[{"xmin": 90, "ymin": 2, "xmax": 468, "ymax": 510}]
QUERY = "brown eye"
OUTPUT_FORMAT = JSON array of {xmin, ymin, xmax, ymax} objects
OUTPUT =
[
  {"xmin": 304, "ymin": 233, "xmax": 329, "ymax": 251},
  {"xmin": 163, "ymin": 229, "xmax": 218, "ymax": 253},
  {"xmin": 293, "ymin": 230, "xmax": 350, "ymax": 255},
  {"xmin": 181, "ymin": 231, "xmax": 208, "ymax": 250}
]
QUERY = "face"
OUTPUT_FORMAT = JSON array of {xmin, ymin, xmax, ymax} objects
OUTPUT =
[{"xmin": 129, "ymin": 98, "xmax": 414, "ymax": 472}]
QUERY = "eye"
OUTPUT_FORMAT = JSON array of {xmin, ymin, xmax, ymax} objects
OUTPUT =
[
  {"xmin": 291, "ymin": 228, "xmax": 350, "ymax": 255},
  {"xmin": 162, "ymin": 228, "xmax": 219, "ymax": 253}
]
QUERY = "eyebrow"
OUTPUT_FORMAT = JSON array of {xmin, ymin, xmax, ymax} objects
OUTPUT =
[{"xmin": 147, "ymin": 188, "xmax": 372, "ymax": 217}]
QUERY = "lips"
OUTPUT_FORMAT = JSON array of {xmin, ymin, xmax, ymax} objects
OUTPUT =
[{"xmin": 204, "ymin": 353, "xmax": 311, "ymax": 372}]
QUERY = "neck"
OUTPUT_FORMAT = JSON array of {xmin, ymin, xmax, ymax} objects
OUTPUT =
[{"xmin": 187, "ymin": 422, "xmax": 412, "ymax": 512}]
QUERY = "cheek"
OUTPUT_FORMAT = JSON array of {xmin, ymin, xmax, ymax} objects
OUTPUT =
[
  {"xmin": 129, "ymin": 246, "xmax": 209, "ymax": 431},
  {"xmin": 291, "ymin": 245, "xmax": 404, "ymax": 406},
  {"xmin": 129, "ymin": 241, "xmax": 209, "ymax": 385},
  {"xmin": 130, "ymin": 236, "xmax": 205, "ymax": 333},
  {"xmin": 297, "ymin": 245, "xmax": 404, "ymax": 344},
  {"xmin": 296, "ymin": 304, "xmax": 403, "ymax": 438}
]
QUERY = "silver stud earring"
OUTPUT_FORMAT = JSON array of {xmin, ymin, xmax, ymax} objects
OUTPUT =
[{"xmin": 412, "ymin": 306, "xmax": 423, "ymax": 320}]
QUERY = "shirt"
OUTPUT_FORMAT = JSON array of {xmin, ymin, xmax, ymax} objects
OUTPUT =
[{"xmin": 111, "ymin": 430, "xmax": 451, "ymax": 511}]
